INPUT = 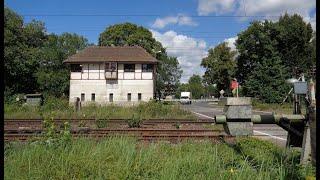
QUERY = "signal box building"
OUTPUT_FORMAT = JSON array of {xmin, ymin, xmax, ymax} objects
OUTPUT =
[{"xmin": 64, "ymin": 46, "xmax": 158, "ymax": 104}]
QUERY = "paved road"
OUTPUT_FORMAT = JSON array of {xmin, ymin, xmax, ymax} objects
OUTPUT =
[{"xmin": 182, "ymin": 102, "xmax": 288, "ymax": 147}]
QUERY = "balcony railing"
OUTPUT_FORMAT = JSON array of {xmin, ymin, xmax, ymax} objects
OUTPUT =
[{"xmin": 105, "ymin": 71, "xmax": 117, "ymax": 79}]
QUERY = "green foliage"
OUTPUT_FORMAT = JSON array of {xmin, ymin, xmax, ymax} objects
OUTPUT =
[
  {"xmin": 4, "ymin": 7, "xmax": 46, "ymax": 94},
  {"xmin": 277, "ymin": 13, "xmax": 313, "ymax": 77},
  {"xmin": 4, "ymin": 7, "xmax": 89, "ymax": 97},
  {"xmin": 201, "ymin": 42, "xmax": 236, "ymax": 96},
  {"xmin": 41, "ymin": 113, "xmax": 72, "ymax": 148},
  {"xmin": 99, "ymin": 23, "xmax": 159, "ymax": 54},
  {"xmin": 235, "ymin": 14, "xmax": 314, "ymax": 102},
  {"xmin": 204, "ymin": 84, "xmax": 219, "ymax": 98},
  {"xmin": 188, "ymin": 74, "xmax": 205, "ymax": 99},
  {"xmin": 4, "ymin": 137, "xmax": 315, "ymax": 179},
  {"xmin": 127, "ymin": 113, "xmax": 143, "ymax": 128},
  {"xmin": 36, "ymin": 33, "xmax": 89, "ymax": 96},
  {"xmin": 236, "ymin": 20, "xmax": 280, "ymax": 82},
  {"xmin": 96, "ymin": 118, "xmax": 108, "ymax": 128},
  {"xmin": 242, "ymin": 53, "xmax": 290, "ymax": 103},
  {"xmin": 156, "ymin": 56, "xmax": 183, "ymax": 97},
  {"xmin": 98, "ymin": 22, "xmax": 182, "ymax": 97},
  {"xmin": 4, "ymin": 98, "xmax": 196, "ymax": 120},
  {"xmin": 175, "ymin": 83, "xmax": 189, "ymax": 98}
]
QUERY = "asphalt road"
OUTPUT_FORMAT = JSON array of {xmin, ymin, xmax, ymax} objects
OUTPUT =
[{"xmin": 182, "ymin": 101, "xmax": 288, "ymax": 147}]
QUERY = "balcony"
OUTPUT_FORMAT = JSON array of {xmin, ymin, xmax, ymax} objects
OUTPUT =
[{"xmin": 105, "ymin": 71, "xmax": 117, "ymax": 79}]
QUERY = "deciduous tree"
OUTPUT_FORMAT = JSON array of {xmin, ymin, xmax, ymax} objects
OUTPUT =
[
  {"xmin": 188, "ymin": 75, "xmax": 205, "ymax": 99},
  {"xmin": 201, "ymin": 42, "xmax": 236, "ymax": 95}
]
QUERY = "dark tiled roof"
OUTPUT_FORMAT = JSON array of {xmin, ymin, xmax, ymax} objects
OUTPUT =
[{"xmin": 64, "ymin": 46, "xmax": 158, "ymax": 64}]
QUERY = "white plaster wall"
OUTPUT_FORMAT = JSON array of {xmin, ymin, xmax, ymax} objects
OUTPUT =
[
  {"xmin": 88, "ymin": 64, "xmax": 100, "ymax": 79},
  {"xmin": 71, "ymin": 72, "xmax": 81, "ymax": 79},
  {"xmin": 123, "ymin": 72, "xmax": 135, "ymax": 79},
  {"xmin": 142, "ymin": 72, "xmax": 153, "ymax": 79},
  {"xmin": 69, "ymin": 79, "xmax": 154, "ymax": 104}
]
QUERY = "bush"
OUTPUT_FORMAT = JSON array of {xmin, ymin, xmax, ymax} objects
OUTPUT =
[{"xmin": 127, "ymin": 113, "xmax": 143, "ymax": 128}]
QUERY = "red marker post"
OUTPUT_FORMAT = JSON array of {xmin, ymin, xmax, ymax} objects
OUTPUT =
[{"xmin": 230, "ymin": 78, "xmax": 239, "ymax": 97}]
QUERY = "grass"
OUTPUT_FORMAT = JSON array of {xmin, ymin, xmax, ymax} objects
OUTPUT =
[
  {"xmin": 4, "ymin": 96, "xmax": 196, "ymax": 120},
  {"xmin": 4, "ymin": 137, "xmax": 315, "ymax": 179},
  {"xmin": 251, "ymin": 100, "xmax": 305, "ymax": 115},
  {"xmin": 215, "ymin": 98, "xmax": 299, "ymax": 115}
]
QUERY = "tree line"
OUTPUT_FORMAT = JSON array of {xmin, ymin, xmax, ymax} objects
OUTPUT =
[{"xmin": 200, "ymin": 13, "xmax": 316, "ymax": 103}]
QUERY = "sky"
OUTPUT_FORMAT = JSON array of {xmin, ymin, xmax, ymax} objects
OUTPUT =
[{"xmin": 5, "ymin": 0, "xmax": 316, "ymax": 83}]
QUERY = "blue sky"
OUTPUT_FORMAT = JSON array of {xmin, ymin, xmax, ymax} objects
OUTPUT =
[{"xmin": 5, "ymin": 0, "xmax": 316, "ymax": 82}]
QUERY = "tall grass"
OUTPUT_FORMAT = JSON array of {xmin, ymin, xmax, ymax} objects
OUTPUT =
[
  {"xmin": 4, "ymin": 137, "xmax": 315, "ymax": 179},
  {"xmin": 4, "ymin": 96, "xmax": 196, "ymax": 120},
  {"xmin": 251, "ymin": 99, "xmax": 296, "ymax": 114}
]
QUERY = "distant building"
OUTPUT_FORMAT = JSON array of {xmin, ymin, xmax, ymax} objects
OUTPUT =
[{"xmin": 64, "ymin": 46, "xmax": 158, "ymax": 104}]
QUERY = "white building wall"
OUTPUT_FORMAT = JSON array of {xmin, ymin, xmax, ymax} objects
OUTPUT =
[{"xmin": 69, "ymin": 63, "xmax": 154, "ymax": 105}]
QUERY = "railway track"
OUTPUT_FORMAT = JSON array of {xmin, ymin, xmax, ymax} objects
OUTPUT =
[
  {"xmin": 4, "ymin": 118, "xmax": 215, "ymax": 129},
  {"xmin": 4, "ymin": 118, "xmax": 287, "ymax": 144},
  {"xmin": 4, "ymin": 128, "xmax": 229, "ymax": 142}
]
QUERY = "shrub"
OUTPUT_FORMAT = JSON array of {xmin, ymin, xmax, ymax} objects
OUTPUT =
[{"xmin": 127, "ymin": 113, "xmax": 143, "ymax": 128}]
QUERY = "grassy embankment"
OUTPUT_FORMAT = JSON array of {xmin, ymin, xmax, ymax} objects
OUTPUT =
[
  {"xmin": 4, "ymin": 137, "xmax": 315, "ymax": 179},
  {"xmin": 4, "ymin": 96, "xmax": 196, "ymax": 120}
]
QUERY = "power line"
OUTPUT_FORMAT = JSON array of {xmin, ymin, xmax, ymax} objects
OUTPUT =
[{"xmin": 21, "ymin": 13, "xmax": 280, "ymax": 18}]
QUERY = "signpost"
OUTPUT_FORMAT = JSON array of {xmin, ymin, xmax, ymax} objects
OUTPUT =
[{"xmin": 230, "ymin": 78, "xmax": 239, "ymax": 97}]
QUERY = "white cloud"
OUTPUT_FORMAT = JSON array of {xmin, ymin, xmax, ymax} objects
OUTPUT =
[
  {"xmin": 237, "ymin": 0, "xmax": 315, "ymax": 17},
  {"xmin": 197, "ymin": 0, "xmax": 316, "ymax": 30},
  {"xmin": 152, "ymin": 15, "xmax": 198, "ymax": 29},
  {"xmin": 150, "ymin": 29, "xmax": 208, "ymax": 83},
  {"xmin": 224, "ymin": 36, "xmax": 237, "ymax": 51},
  {"xmin": 198, "ymin": 0, "xmax": 236, "ymax": 15}
]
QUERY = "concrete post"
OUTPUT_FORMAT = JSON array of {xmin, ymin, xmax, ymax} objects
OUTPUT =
[
  {"xmin": 308, "ymin": 79, "xmax": 316, "ymax": 166},
  {"xmin": 300, "ymin": 121, "xmax": 311, "ymax": 164},
  {"xmin": 74, "ymin": 97, "xmax": 81, "ymax": 112}
]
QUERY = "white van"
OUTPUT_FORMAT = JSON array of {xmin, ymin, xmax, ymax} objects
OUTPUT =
[{"xmin": 180, "ymin": 92, "xmax": 192, "ymax": 104}]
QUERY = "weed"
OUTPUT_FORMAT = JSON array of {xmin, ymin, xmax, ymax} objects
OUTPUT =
[
  {"xmin": 127, "ymin": 113, "xmax": 143, "ymax": 128},
  {"xmin": 4, "ymin": 97, "xmax": 196, "ymax": 120},
  {"xmin": 96, "ymin": 118, "xmax": 108, "ymax": 128},
  {"xmin": 79, "ymin": 119, "xmax": 87, "ymax": 127},
  {"xmin": 174, "ymin": 122, "xmax": 181, "ymax": 129}
]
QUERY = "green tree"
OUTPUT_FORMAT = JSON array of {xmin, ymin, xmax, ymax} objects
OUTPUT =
[
  {"xmin": 276, "ymin": 13, "xmax": 313, "ymax": 77},
  {"xmin": 204, "ymin": 84, "xmax": 218, "ymax": 98},
  {"xmin": 243, "ymin": 54, "xmax": 290, "ymax": 103},
  {"xmin": 201, "ymin": 42, "xmax": 236, "ymax": 95},
  {"xmin": 98, "ymin": 23, "xmax": 182, "ymax": 97},
  {"xmin": 156, "ymin": 56, "xmax": 182, "ymax": 97},
  {"xmin": 236, "ymin": 14, "xmax": 313, "ymax": 102},
  {"xmin": 188, "ymin": 75, "xmax": 205, "ymax": 99},
  {"xmin": 4, "ymin": 7, "xmax": 47, "ymax": 94},
  {"xmin": 236, "ymin": 20, "xmax": 281, "ymax": 82},
  {"xmin": 36, "ymin": 33, "xmax": 89, "ymax": 96}
]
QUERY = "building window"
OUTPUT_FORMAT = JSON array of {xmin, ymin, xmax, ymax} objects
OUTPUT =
[
  {"xmin": 105, "ymin": 62, "xmax": 117, "ymax": 72},
  {"xmin": 142, "ymin": 64, "xmax": 153, "ymax": 72},
  {"xmin": 127, "ymin": 93, "xmax": 131, "ymax": 101},
  {"xmin": 109, "ymin": 93, "xmax": 113, "ymax": 102},
  {"xmin": 124, "ymin": 64, "xmax": 135, "ymax": 72},
  {"xmin": 71, "ymin": 64, "xmax": 82, "ymax": 72},
  {"xmin": 91, "ymin": 93, "xmax": 95, "ymax": 101},
  {"xmin": 81, "ymin": 93, "xmax": 85, "ymax": 101},
  {"xmin": 138, "ymin": 93, "xmax": 142, "ymax": 101}
]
